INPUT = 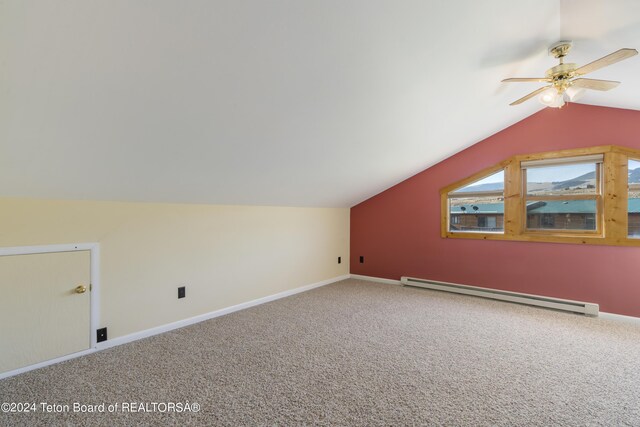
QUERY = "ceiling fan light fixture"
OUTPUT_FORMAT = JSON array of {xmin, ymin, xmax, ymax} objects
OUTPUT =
[
  {"xmin": 539, "ymin": 88, "xmax": 556, "ymax": 104},
  {"xmin": 565, "ymin": 86, "xmax": 586, "ymax": 101},
  {"xmin": 538, "ymin": 88, "xmax": 565, "ymax": 108}
]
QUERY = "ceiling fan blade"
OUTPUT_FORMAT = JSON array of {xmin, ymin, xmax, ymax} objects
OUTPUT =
[
  {"xmin": 509, "ymin": 86, "xmax": 552, "ymax": 106},
  {"xmin": 575, "ymin": 48, "xmax": 638, "ymax": 75},
  {"xmin": 502, "ymin": 77, "xmax": 552, "ymax": 83},
  {"xmin": 572, "ymin": 78, "xmax": 620, "ymax": 91}
]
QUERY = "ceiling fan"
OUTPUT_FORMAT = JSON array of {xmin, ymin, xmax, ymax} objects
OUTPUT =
[{"xmin": 503, "ymin": 41, "xmax": 638, "ymax": 107}]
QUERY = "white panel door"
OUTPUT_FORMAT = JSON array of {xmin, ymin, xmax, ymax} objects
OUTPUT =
[{"xmin": 0, "ymin": 251, "xmax": 91, "ymax": 374}]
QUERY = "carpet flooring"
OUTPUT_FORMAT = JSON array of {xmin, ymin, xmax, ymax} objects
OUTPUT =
[{"xmin": 1, "ymin": 279, "xmax": 640, "ymax": 426}]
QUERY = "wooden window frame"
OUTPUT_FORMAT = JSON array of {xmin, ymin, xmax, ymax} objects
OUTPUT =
[{"xmin": 440, "ymin": 145, "xmax": 640, "ymax": 247}]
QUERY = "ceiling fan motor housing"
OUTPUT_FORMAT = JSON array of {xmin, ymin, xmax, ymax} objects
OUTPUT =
[{"xmin": 546, "ymin": 63, "xmax": 578, "ymax": 91}]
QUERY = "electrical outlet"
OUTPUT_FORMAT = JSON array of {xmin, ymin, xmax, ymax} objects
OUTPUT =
[
  {"xmin": 178, "ymin": 286, "xmax": 186, "ymax": 299},
  {"xmin": 359, "ymin": 256, "xmax": 364, "ymax": 263},
  {"xmin": 338, "ymin": 256, "xmax": 341, "ymax": 264},
  {"xmin": 97, "ymin": 327, "xmax": 107, "ymax": 343}
]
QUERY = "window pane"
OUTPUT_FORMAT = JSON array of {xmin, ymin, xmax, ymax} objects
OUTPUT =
[
  {"xmin": 526, "ymin": 200, "xmax": 597, "ymax": 231},
  {"xmin": 526, "ymin": 163, "xmax": 597, "ymax": 196},
  {"xmin": 449, "ymin": 197, "xmax": 504, "ymax": 232},
  {"xmin": 450, "ymin": 170, "xmax": 504, "ymax": 195},
  {"xmin": 629, "ymin": 159, "xmax": 640, "ymax": 238}
]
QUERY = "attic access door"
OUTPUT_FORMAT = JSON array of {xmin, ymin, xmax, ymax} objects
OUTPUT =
[{"xmin": 0, "ymin": 247, "xmax": 95, "ymax": 376}]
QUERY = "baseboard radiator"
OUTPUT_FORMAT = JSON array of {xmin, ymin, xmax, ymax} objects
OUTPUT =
[{"xmin": 400, "ymin": 276, "xmax": 599, "ymax": 316}]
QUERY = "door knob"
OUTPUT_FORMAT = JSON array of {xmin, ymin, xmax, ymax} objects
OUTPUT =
[{"xmin": 74, "ymin": 285, "xmax": 87, "ymax": 294}]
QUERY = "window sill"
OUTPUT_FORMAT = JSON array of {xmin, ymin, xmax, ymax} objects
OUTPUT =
[
  {"xmin": 444, "ymin": 231, "xmax": 640, "ymax": 246},
  {"xmin": 523, "ymin": 229, "xmax": 602, "ymax": 238}
]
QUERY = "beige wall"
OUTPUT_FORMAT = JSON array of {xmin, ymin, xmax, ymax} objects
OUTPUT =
[{"xmin": 0, "ymin": 198, "xmax": 350, "ymax": 339}]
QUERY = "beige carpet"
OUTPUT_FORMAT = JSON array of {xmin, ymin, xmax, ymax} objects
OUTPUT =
[{"xmin": 1, "ymin": 279, "xmax": 640, "ymax": 426}]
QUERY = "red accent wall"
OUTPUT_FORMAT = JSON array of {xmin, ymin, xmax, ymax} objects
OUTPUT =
[{"xmin": 350, "ymin": 103, "xmax": 640, "ymax": 317}]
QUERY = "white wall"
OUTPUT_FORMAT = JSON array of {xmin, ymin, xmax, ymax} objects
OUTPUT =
[{"xmin": 0, "ymin": 198, "xmax": 350, "ymax": 339}]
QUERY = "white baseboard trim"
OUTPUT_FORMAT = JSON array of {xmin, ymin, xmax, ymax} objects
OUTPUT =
[
  {"xmin": 0, "ymin": 349, "xmax": 96, "ymax": 380},
  {"xmin": 350, "ymin": 274, "xmax": 401, "ymax": 285},
  {"xmin": 0, "ymin": 274, "xmax": 349, "ymax": 380},
  {"xmin": 98, "ymin": 274, "xmax": 350, "ymax": 350},
  {"xmin": 599, "ymin": 311, "xmax": 640, "ymax": 325}
]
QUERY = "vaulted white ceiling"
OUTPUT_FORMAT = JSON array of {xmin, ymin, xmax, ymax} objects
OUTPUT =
[{"xmin": 1, "ymin": 1, "xmax": 638, "ymax": 207}]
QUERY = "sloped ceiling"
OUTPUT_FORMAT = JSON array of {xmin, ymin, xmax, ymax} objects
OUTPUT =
[{"xmin": 0, "ymin": 1, "xmax": 638, "ymax": 207}]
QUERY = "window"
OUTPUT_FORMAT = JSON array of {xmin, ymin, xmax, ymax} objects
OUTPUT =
[
  {"xmin": 629, "ymin": 159, "xmax": 640, "ymax": 238},
  {"xmin": 522, "ymin": 155, "xmax": 602, "ymax": 233},
  {"xmin": 447, "ymin": 170, "xmax": 504, "ymax": 233},
  {"xmin": 440, "ymin": 145, "xmax": 640, "ymax": 247}
]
